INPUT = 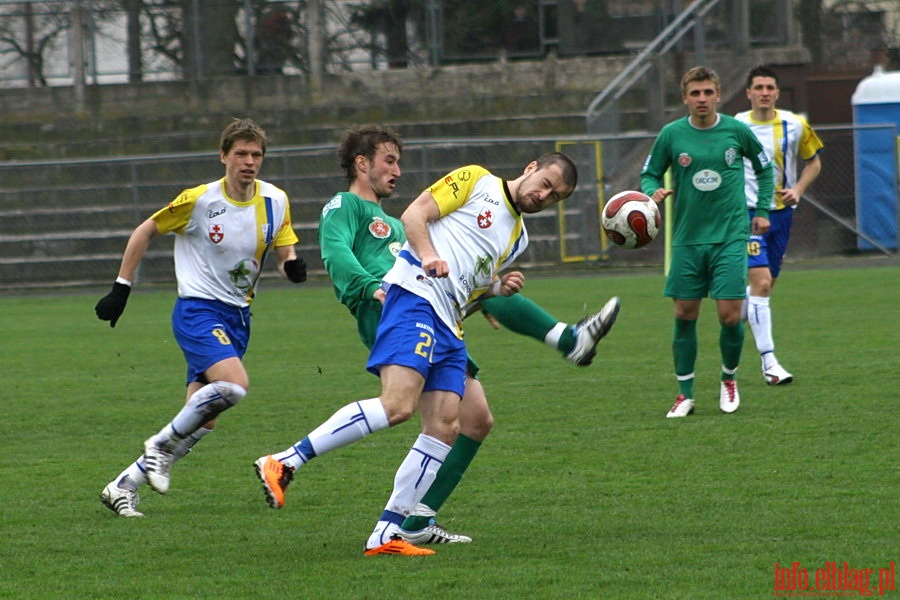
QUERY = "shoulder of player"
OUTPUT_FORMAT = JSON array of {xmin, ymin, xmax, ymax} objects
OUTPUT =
[
  {"xmin": 255, "ymin": 179, "xmax": 288, "ymax": 200},
  {"xmin": 449, "ymin": 164, "xmax": 492, "ymax": 183},
  {"xmin": 163, "ymin": 182, "xmax": 209, "ymax": 211},
  {"xmin": 321, "ymin": 191, "xmax": 370, "ymax": 215}
]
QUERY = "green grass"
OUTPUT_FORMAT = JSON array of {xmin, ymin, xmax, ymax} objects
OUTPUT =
[{"xmin": 1, "ymin": 264, "xmax": 898, "ymax": 599}]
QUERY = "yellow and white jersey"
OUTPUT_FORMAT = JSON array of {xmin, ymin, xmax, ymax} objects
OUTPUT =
[
  {"xmin": 736, "ymin": 109, "xmax": 824, "ymax": 210},
  {"xmin": 151, "ymin": 178, "xmax": 298, "ymax": 307},
  {"xmin": 383, "ymin": 165, "xmax": 528, "ymax": 338}
]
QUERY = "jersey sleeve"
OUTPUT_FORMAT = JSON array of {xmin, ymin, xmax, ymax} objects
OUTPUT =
[
  {"xmin": 427, "ymin": 165, "xmax": 491, "ymax": 216},
  {"xmin": 150, "ymin": 184, "xmax": 206, "ymax": 234},
  {"xmin": 640, "ymin": 129, "xmax": 671, "ymax": 196},
  {"xmin": 743, "ymin": 127, "xmax": 775, "ymax": 217},
  {"xmin": 799, "ymin": 119, "xmax": 825, "ymax": 161},
  {"xmin": 319, "ymin": 194, "xmax": 383, "ymax": 306},
  {"xmin": 273, "ymin": 199, "xmax": 300, "ymax": 247}
]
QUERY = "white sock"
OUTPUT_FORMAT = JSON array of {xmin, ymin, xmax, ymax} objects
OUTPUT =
[
  {"xmin": 383, "ymin": 434, "xmax": 452, "ymax": 517},
  {"xmin": 747, "ymin": 294, "xmax": 775, "ymax": 356},
  {"xmin": 164, "ymin": 382, "xmax": 246, "ymax": 444},
  {"xmin": 543, "ymin": 322, "xmax": 567, "ymax": 348},
  {"xmin": 306, "ymin": 398, "xmax": 390, "ymax": 458},
  {"xmin": 172, "ymin": 426, "xmax": 213, "ymax": 460},
  {"xmin": 114, "ymin": 427, "xmax": 213, "ymax": 491},
  {"xmin": 365, "ymin": 434, "xmax": 450, "ymax": 550},
  {"xmin": 114, "ymin": 458, "xmax": 147, "ymax": 491},
  {"xmin": 366, "ymin": 520, "xmax": 401, "ymax": 549}
]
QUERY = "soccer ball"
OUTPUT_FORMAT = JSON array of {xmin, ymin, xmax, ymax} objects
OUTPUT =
[{"xmin": 601, "ymin": 191, "xmax": 661, "ymax": 249}]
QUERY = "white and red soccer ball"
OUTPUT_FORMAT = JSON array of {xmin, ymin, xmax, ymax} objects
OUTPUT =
[{"xmin": 601, "ymin": 191, "xmax": 661, "ymax": 249}]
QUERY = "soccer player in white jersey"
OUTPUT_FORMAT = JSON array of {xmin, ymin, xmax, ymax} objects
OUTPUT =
[
  {"xmin": 255, "ymin": 152, "xmax": 579, "ymax": 555},
  {"xmin": 736, "ymin": 65, "xmax": 824, "ymax": 385},
  {"xmin": 305, "ymin": 125, "xmax": 619, "ymax": 555},
  {"xmin": 96, "ymin": 118, "xmax": 307, "ymax": 517}
]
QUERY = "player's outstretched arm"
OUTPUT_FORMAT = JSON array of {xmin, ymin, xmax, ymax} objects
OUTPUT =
[{"xmin": 95, "ymin": 218, "xmax": 158, "ymax": 327}]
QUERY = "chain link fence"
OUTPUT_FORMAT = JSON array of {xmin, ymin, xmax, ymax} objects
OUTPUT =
[
  {"xmin": 0, "ymin": 128, "xmax": 894, "ymax": 291},
  {"xmin": 3, "ymin": 0, "xmax": 867, "ymax": 88}
]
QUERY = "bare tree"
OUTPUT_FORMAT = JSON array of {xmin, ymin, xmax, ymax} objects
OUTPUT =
[
  {"xmin": 124, "ymin": 0, "xmax": 143, "ymax": 82},
  {"xmin": 0, "ymin": 3, "xmax": 70, "ymax": 86}
]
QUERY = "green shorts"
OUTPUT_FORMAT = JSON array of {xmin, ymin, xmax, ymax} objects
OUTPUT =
[{"xmin": 664, "ymin": 239, "xmax": 747, "ymax": 300}]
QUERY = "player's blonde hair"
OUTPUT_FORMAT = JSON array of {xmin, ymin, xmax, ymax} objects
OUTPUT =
[{"xmin": 681, "ymin": 66, "xmax": 720, "ymax": 96}]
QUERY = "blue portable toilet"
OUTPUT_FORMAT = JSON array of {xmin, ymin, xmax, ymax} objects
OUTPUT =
[{"xmin": 851, "ymin": 66, "xmax": 900, "ymax": 251}]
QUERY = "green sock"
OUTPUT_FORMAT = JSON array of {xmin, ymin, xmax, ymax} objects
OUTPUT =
[
  {"xmin": 719, "ymin": 321, "xmax": 744, "ymax": 379},
  {"xmin": 481, "ymin": 294, "xmax": 566, "ymax": 350},
  {"xmin": 673, "ymin": 318, "xmax": 697, "ymax": 398},
  {"xmin": 401, "ymin": 433, "xmax": 481, "ymax": 532}
]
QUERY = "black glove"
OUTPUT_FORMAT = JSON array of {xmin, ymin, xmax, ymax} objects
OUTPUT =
[
  {"xmin": 283, "ymin": 257, "xmax": 307, "ymax": 283},
  {"xmin": 95, "ymin": 282, "xmax": 131, "ymax": 327}
]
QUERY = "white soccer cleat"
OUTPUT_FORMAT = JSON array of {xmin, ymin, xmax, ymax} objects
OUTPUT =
[
  {"xmin": 566, "ymin": 296, "xmax": 621, "ymax": 366},
  {"xmin": 100, "ymin": 482, "xmax": 144, "ymax": 518},
  {"xmin": 763, "ymin": 361, "xmax": 793, "ymax": 386},
  {"xmin": 398, "ymin": 522, "xmax": 472, "ymax": 545},
  {"xmin": 719, "ymin": 380, "xmax": 740, "ymax": 413},
  {"xmin": 143, "ymin": 438, "xmax": 174, "ymax": 494},
  {"xmin": 666, "ymin": 395, "xmax": 695, "ymax": 418}
]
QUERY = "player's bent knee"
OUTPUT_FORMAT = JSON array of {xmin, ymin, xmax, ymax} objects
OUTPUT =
[
  {"xmin": 381, "ymin": 397, "xmax": 417, "ymax": 425},
  {"xmin": 188, "ymin": 381, "xmax": 247, "ymax": 416},
  {"xmin": 460, "ymin": 410, "xmax": 493, "ymax": 441},
  {"xmin": 214, "ymin": 380, "xmax": 247, "ymax": 405}
]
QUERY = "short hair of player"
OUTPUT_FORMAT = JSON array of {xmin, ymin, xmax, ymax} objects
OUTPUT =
[
  {"xmin": 220, "ymin": 118, "xmax": 268, "ymax": 155},
  {"xmin": 681, "ymin": 66, "xmax": 721, "ymax": 96},
  {"xmin": 745, "ymin": 64, "xmax": 779, "ymax": 89},
  {"xmin": 338, "ymin": 124, "xmax": 404, "ymax": 184},
  {"xmin": 534, "ymin": 151, "xmax": 578, "ymax": 192}
]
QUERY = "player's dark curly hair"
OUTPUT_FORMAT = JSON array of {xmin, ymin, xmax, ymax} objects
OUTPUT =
[
  {"xmin": 338, "ymin": 124, "xmax": 403, "ymax": 183},
  {"xmin": 220, "ymin": 117, "xmax": 267, "ymax": 155}
]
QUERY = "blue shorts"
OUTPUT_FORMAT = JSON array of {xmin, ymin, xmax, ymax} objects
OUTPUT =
[
  {"xmin": 748, "ymin": 208, "xmax": 793, "ymax": 279},
  {"xmin": 172, "ymin": 297, "xmax": 250, "ymax": 385},
  {"xmin": 366, "ymin": 286, "xmax": 467, "ymax": 398}
]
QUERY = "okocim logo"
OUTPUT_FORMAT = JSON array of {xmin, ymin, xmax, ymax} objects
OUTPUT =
[{"xmin": 773, "ymin": 561, "xmax": 896, "ymax": 597}]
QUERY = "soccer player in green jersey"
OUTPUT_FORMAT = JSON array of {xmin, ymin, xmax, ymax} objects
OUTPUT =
[
  {"xmin": 640, "ymin": 66, "xmax": 774, "ymax": 418},
  {"xmin": 255, "ymin": 124, "xmax": 620, "ymax": 555}
]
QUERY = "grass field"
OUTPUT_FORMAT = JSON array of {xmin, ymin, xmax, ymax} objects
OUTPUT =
[{"xmin": 1, "ymin": 264, "xmax": 897, "ymax": 599}]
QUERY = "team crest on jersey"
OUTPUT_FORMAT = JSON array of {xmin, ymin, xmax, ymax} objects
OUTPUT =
[
  {"xmin": 724, "ymin": 147, "xmax": 737, "ymax": 166},
  {"xmin": 369, "ymin": 217, "xmax": 391, "ymax": 239},
  {"xmin": 678, "ymin": 153, "xmax": 692, "ymax": 167},
  {"xmin": 209, "ymin": 224, "xmax": 224, "ymax": 243},
  {"xmin": 229, "ymin": 258, "xmax": 259, "ymax": 291},
  {"xmin": 475, "ymin": 255, "xmax": 492, "ymax": 278},
  {"xmin": 477, "ymin": 208, "xmax": 493, "ymax": 229}
]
